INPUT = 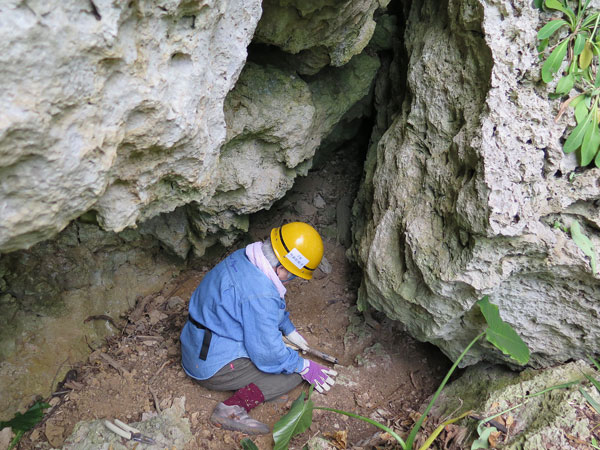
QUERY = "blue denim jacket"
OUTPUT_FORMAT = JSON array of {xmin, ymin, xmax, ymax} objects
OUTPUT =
[{"xmin": 180, "ymin": 248, "xmax": 304, "ymax": 380}]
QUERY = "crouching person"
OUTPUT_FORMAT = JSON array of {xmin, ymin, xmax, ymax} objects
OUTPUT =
[{"xmin": 180, "ymin": 222, "xmax": 338, "ymax": 434}]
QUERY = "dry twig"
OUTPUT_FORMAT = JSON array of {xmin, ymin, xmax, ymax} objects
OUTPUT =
[
  {"xmin": 152, "ymin": 360, "xmax": 172, "ymax": 380},
  {"xmin": 90, "ymin": 352, "xmax": 129, "ymax": 376},
  {"xmin": 149, "ymin": 386, "xmax": 162, "ymax": 413},
  {"xmin": 409, "ymin": 371, "xmax": 419, "ymax": 389}
]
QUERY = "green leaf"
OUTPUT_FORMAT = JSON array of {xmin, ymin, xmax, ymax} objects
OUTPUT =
[
  {"xmin": 574, "ymin": 33, "xmax": 586, "ymax": 56},
  {"xmin": 471, "ymin": 426, "xmax": 497, "ymax": 450},
  {"xmin": 579, "ymin": 386, "xmax": 600, "ymax": 414},
  {"xmin": 543, "ymin": 0, "xmax": 563, "ymax": 11},
  {"xmin": 582, "ymin": 12, "xmax": 600, "ymax": 28},
  {"xmin": 478, "ymin": 296, "xmax": 530, "ymax": 365},
  {"xmin": 556, "ymin": 73, "xmax": 575, "ymax": 94},
  {"xmin": 538, "ymin": 19, "xmax": 568, "ymax": 40},
  {"xmin": 542, "ymin": 40, "xmax": 569, "ymax": 83},
  {"xmin": 580, "ymin": 41, "xmax": 594, "ymax": 69},
  {"xmin": 0, "ymin": 401, "xmax": 50, "ymax": 450},
  {"xmin": 564, "ymin": 108, "xmax": 593, "ymax": 153},
  {"xmin": 545, "ymin": 0, "xmax": 576, "ymax": 24},
  {"xmin": 273, "ymin": 390, "xmax": 314, "ymax": 450},
  {"xmin": 581, "ymin": 117, "xmax": 600, "ymax": 165},
  {"xmin": 583, "ymin": 371, "xmax": 600, "ymax": 393},
  {"xmin": 534, "ymin": 0, "xmax": 544, "ymax": 9},
  {"xmin": 405, "ymin": 331, "xmax": 485, "ymax": 449},
  {"xmin": 418, "ymin": 410, "xmax": 472, "ymax": 450},
  {"xmin": 241, "ymin": 438, "xmax": 259, "ymax": 450},
  {"xmin": 0, "ymin": 401, "xmax": 50, "ymax": 433},
  {"xmin": 538, "ymin": 38, "xmax": 549, "ymax": 53},
  {"xmin": 590, "ymin": 355, "xmax": 600, "ymax": 372},
  {"xmin": 575, "ymin": 97, "xmax": 590, "ymax": 122},
  {"xmin": 570, "ymin": 220, "xmax": 597, "ymax": 274}
]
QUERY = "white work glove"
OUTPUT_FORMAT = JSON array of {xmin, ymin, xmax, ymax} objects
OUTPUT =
[
  {"xmin": 286, "ymin": 329, "xmax": 309, "ymax": 352},
  {"xmin": 299, "ymin": 359, "xmax": 337, "ymax": 393}
]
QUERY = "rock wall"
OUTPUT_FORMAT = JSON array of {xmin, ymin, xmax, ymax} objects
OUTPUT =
[
  {"xmin": 429, "ymin": 361, "xmax": 599, "ymax": 449},
  {"xmin": 0, "ymin": 0, "xmax": 383, "ymax": 259},
  {"xmin": 0, "ymin": 0, "xmax": 386, "ymax": 420},
  {"xmin": 351, "ymin": 0, "xmax": 600, "ymax": 368},
  {"xmin": 0, "ymin": 222, "xmax": 181, "ymax": 420},
  {"xmin": 254, "ymin": 0, "xmax": 389, "ymax": 69},
  {"xmin": 0, "ymin": 0, "xmax": 262, "ymax": 253}
]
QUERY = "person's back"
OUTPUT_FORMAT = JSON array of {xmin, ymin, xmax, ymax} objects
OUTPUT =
[
  {"xmin": 181, "ymin": 248, "xmax": 301, "ymax": 380},
  {"xmin": 179, "ymin": 222, "xmax": 337, "ymax": 434}
]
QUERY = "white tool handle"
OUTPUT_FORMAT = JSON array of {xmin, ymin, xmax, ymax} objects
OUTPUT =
[
  {"xmin": 114, "ymin": 419, "xmax": 140, "ymax": 434},
  {"xmin": 104, "ymin": 420, "xmax": 131, "ymax": 439}
]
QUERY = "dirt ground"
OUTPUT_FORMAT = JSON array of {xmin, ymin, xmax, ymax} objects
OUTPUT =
[{"xmin": 14, "ymin": 149, "xmax": 453, "ymax": 450}]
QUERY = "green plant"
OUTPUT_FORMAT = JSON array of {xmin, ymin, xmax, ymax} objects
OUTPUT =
[
  {"xmin": 570, "ymin": 219, "xmax": 597, "ymax": 273},
  {"xmin": 538, "ymin": 0, "xmax": 600, "ymax": 166},
  {"xmin": 0, "ymin": 401, "xmax": 50, "ymax": 450},
  {"xmin": 471, "ymin": 380, "xmax": 580, "ymax": 449},
  {"xmin": 240, "ymin": 437, "xmax": 260, "ymax": 450},
  {"xmin": 578, "ymin": 356, "xmax": 600, "ymax": 449},
  {"xmin": 272, "ymin": 296, "xmax": 530, "ymax": 450},
  {"xmin": 471, "ymin": 355, "xmax": 600, "ymax": 449}
]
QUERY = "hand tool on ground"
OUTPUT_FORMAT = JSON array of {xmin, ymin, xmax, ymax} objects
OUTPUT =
[
  {"xmin": 104, "ymin": 419, "xmax": 156, "ymax": 444},
  {"xmin": 304, "ymin": 346, "xmax": 339, "ymax": 365},
  {"xmin": 284, "ymin": 337, "xmax": 340, "ymax": 364}
]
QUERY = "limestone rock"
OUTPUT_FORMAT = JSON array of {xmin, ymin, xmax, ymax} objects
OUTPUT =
[
  {"xmin": 186, "ymin": 53, "xmax": 380, "ymax": 257},
  {"xmin": 63, "ymin": 396, "xmax": 192, "ymax": 449},
  {"xmin": 254, "ymin": 0, "xmax": 390, "ymax": 66},
  {"xmin": 0, "ymin": 0, "xmax": 262, "ymax": 253},
  {"xmin": 0, "ymin": 222, "xmax": 181, "ymax": 421},
  {"xmin": 0, "ymin": 427, "xmax": 13, "ymax": 450},
  {"xmin": 350, "ymin": 0, "xmax": 600, "ymax": 367},
  {"xmin": 138, "ymin": 207, "xmax": 191, "ymax": 259},
  {"xmin": 429, "ymin": 361, "xmax": 599, "ymax": 449}
]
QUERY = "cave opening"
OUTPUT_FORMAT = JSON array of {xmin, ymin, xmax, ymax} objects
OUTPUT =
[{"xmin": 0, "ymin": 1, "xmax": 456, "ymax": 447}]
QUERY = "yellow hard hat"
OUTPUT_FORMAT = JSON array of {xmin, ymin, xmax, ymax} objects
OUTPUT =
[{"xmin": 270, "ymin": 222, "xmax": 324, "ymax": 280}]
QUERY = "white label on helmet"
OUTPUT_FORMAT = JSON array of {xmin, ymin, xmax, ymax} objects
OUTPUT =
[{"xmin": 285, "ymin": 248, "xmax": 309, "ymax": 269}]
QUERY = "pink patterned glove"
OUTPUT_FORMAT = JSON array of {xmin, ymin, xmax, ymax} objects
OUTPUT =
[{"xmin": 299, "ymin": 359, "xmax": 337, "ymax": 393}]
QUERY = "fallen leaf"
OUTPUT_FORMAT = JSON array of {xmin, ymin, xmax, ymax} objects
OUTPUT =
[
  {"xmin": 148, "ymin": 310, "xmax": 167, "ymax": 325},
  {"xmin": 489, "ymin": 430, "xmax": 501, "ymax": 448},
  {"xmin": 409, "ymin": 411, "xmax": 424, "ymax": 423},
  {"xmin": 324, "ymin": 430, "xmax": 348, "ymax": 449},
  {"xmin": 505, "ymin": 415, "xmax": 514, "ymax": 428}
]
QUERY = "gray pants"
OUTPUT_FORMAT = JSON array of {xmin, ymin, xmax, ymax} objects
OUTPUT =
[{"xmin": 197, "ymin": 358, "xmax": 303, "ymax": 401}]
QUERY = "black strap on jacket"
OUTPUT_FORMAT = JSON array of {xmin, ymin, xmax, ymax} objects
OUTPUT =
[{"xmin": 188, "ymin": 314, "xmax": 212, "ymax": 361}]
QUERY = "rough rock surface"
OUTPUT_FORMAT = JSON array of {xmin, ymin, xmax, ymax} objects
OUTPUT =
[
  {"xmin": 134, "ymin": 51, "xmax": 381, "ymax": 258},
  {"xmin": 429, "ymin": 361, "xmax": 599, "ymax": 449},
  {"xmin": 0, "ymin": 0, "xmax": 382, "ymax": 421},
  {"xmin": 254, "ymin": 0, "xmax": 390, "ymax": 67},
  {"xmin": 0, "ymin": 0, "xmax": 262, "ymax": 253},
  {"xmin": 0, "ymin": 222, "xmax": 181, "ymax": 420},
  {"xmin": 0, "ymin": 0, "xmax": 384, "ymax": 258},
  {"xmin": 351, "ymin": 0, "xmax": 600, "ymax": 367},
  {"xmin": 62, "ymin": 396, "xmax": 192, "ymax": 449}
]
